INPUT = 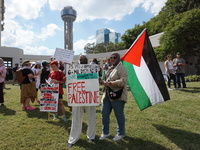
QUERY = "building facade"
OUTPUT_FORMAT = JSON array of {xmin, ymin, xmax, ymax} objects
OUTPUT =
[
  {"xmin": 96, "ymin": 28, "xmax": 121, "ymax": 44},
  {"xmin": 0, "ymin": 32, "xmax": 198, "ymax": 75}
]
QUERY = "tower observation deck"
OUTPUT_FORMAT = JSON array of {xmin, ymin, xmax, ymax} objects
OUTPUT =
[{"xmin": 61, "ymin": 6, "xmax": 77, "ymax": 50}]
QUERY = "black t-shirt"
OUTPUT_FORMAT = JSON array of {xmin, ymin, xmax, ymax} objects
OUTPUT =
[
  {"xmin": 13, "ymin": 67, "xmax": 18, "ymax": 72},
  {"xmin": 41, "ymin": 68, "xmax": 50, "ymax": 84},
  {"xmin": 22, "ymin": 68, "xmax": 35, "ymax": 84}
]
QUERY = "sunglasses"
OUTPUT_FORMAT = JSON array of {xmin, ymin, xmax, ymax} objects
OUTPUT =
[{"xmin": 110, "ymin": 57, "xmax": 117, "ymax": 59}]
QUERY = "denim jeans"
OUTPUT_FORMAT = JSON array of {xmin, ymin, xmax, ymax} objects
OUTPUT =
[
  {"xmin": 176, "ymin": 73, "xmax": 186, "ymax": 88},
  {"xmin": 101, "ymin": 94, "xmax": 125, "ymax": 135}
]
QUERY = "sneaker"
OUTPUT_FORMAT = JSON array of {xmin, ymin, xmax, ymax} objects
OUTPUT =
[
  {"xmin": 53, "ymin": 114, "xmax": 58, "ymax": 120},
  {"xmin": 68, "ymin": 143, "xmax": 74, "ymax": 148},
  {"xmin": 22, "ymin": 106, "xmax": 26, "ymax": 110},
  {"xmin": 168, "ymin": 88, "xmax": 173, "ymax": 90},
  {"xmin": 99, "ymin": 134, "xmax": 110, "ymax": 140},
  {"xmin": 26, "ymin": 107, "xmax": 36, "ymax": 110},
  {"xmin": 113, "ymin": 135, "xmax": 125, "ymax": 142},
  {"xmin": 62, "ymin": 115, "xmax": 67, "ymax": 122},
  {"xmin": 88, "ymin": 139, "xmax": 95, "ymax": 143}
]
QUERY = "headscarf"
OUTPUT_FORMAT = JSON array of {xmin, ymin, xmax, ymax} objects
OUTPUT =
[
  {"xmin": 0, "ymin": 58, "xmax": 4, "ymax": 67},
  {"xmin": 78, "ymin": 55, "xmax": 88, "ymax": 64},
  {"xmin": 104, "ymin": 52, "xmax": 121, "ymax": 81},
  {"xmin": 42, "ymin": 60, "xmax": 48, "ymax": 68},
  {"xmin": 110, "ymin": 52, "xmax": 121, "ymax": 66}
]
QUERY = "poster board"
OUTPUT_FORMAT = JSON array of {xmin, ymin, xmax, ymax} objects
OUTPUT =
[
  {"xmin": 53, "ymin": 48, "xmax": 75, "ymax": 64},
  {"xmin": 66, "ymin": 64, "xmax": 100, "ymax": 106},
  {"xmin": 40, "ymin": 84, "xmax": 59, "ymax": 112}
]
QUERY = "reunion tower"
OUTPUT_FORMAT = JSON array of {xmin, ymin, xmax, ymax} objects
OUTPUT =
[{"xmin": 61, "ymin": 6, "xmax": 77, "ymax": 50}]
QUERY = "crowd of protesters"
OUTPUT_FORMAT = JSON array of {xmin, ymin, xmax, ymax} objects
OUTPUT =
[{"xmin": 0, "ymin": 51, "xmax": 187, "ymax": 148}]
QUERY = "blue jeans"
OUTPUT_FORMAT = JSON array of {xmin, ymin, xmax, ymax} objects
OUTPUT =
[
  {"xmin": 176, "ymin": 73, "xmax": 186, "ymax": 88},
  {"xmin": 101, "ymin": 94, "xmax": 125, "ymax": 135}
]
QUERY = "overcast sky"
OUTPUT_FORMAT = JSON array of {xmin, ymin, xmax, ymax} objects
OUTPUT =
[{"xmin": 2, "ymin": 0, "xmax": 167, "ymax": 55}]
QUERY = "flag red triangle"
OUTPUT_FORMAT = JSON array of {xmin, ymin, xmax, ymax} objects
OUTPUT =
[{"xmin": 121, "ymin": 29, "xmax": 146, "ymax": 67}]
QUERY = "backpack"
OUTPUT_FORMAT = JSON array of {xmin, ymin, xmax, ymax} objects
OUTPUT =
[{"xmin": 16, "ymin": 69, "xmax": 25, "ymax": 84}]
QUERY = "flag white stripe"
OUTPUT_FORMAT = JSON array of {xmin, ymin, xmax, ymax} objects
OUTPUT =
[{"xmin": 133, "ymin": 57, "xmax": 164, "ymax": 105}]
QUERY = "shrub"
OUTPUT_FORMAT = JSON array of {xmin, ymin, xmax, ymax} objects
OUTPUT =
[{"xmin": 185, "ymin": 75, "xmax": 200, "ymax": 82}]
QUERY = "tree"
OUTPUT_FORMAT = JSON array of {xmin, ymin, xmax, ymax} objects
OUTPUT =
[
  {"xmin": 84, "ymin": 42, "xmax": 125, "ymax": 54},
  {"xmin": 159, "ymin": 9, "xmax": 200, "ymax": 59},
  {"xmin": 120, "ymin": 0, "xmax": 200, "ymax": 50},
  {"xmin": 84, "ymin": 43, "xmax": 95, "ymax": 54}
]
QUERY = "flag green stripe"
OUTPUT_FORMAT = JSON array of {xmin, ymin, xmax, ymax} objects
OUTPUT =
[{"xmin": 122, "ymin": 60, "xmax": 152, "ymax": 110}]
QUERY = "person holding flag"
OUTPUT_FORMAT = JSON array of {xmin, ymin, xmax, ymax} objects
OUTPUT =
[
  {"xmin": 99, "ymin": 52, "xmax": 128, "ymax": 142},
  {"xmin": 121, "ymin": 29, "xmax": 170, "ymax": 111}
]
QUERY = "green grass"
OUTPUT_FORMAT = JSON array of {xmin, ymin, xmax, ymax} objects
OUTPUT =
[{"xmin": 0, "ymin": 82, "xmax": 200, "ymax": 150}]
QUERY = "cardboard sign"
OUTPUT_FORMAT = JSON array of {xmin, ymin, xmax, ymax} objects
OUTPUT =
[
  {"xmin": 66, "ymin": 64, "xmax": 100, "ymax": 106},
  {"xmin": 53, "ymin": 48, "xmax": 75, "ymax": 64},
  {"xmin": 40, "ymin": 84, "xmax": 59, "ymax": 112}
]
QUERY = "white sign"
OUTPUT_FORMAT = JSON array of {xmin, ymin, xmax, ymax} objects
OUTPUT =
[
  {"xmin": 53, "ymin": 48, "xmax": 75, "ymax": 64},
  {"xmin": 66, "ymin": 64, "xmax": 100, "ymax": 106},
  {"xmin": 40, "ymin": 84, "xmax": 59, "ymax": 112}
]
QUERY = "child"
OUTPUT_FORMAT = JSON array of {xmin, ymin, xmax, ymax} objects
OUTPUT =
[{"xmin": 49, "ymin": 60, "xmax": 67, "ymax": 122}]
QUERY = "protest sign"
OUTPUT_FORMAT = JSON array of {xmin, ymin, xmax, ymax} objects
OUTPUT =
[
  {"xmin": 66, "ymin": 64, "xmax": 100, "ymax": 106},
  {"xmin": 53, "ymin": 48, "xmax": 75, "ymax": 64},
  {"xmin": 40, "ymin": 84, "xmax": 59, "ymax": 112}
]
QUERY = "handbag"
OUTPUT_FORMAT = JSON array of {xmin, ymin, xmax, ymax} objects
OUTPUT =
[
  {"xmin": 106, "ymin": 62, "xmax": 123, "ymax": 100},
  {"xmin": 108, "ymin": 87, "xmax": 123, "ymax": 100}
]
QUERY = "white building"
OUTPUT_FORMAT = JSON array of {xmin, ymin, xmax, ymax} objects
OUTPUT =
[{"xmin": 0, "ymin": 32, "xmax": 163, "ymax": 66}]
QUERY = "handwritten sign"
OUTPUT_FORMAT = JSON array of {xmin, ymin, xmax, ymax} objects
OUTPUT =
[
  {"xmin": 40, "ymin": 84, "xmax": 59, "ymax": 112},
  {"xmin": 53, "ymin": 48, "xmax": 75, "ymax": 64},
  {"xmin": 66, "ymin": 64, "xmax": 100, "ymax": 106}
]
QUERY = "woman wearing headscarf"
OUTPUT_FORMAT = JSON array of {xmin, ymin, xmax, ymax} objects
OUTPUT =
[
  {"xmin": 21, "ymin": 60, "xmax": 37, "ymax": 110},
  {"xmin": 40, "ymin": 60, "xmax": 50, "ymax": 85},
  {"xmin": 0, "ymin": 58, "xmax": 7, "ymax": 106},
  {"xmin": 99, "ymin": 52, "xmax": 128, "ymax": 142},
  {"xmin": 68, "ymin": 55, "xmax": 96, "ymax": 148},
  {"xmin": 32, "ymin": 61, "xmax": 42, "ymax": 102}
]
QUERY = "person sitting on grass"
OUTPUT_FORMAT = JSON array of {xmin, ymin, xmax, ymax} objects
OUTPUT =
[{"xmin": 48, "ymin": 60, "xmax": 67, "ymax": 122}]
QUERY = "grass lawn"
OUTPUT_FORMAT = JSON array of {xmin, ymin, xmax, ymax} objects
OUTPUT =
[{"xmin": 0, "ymin": 82, "xmax": 200, "ymax": 150}]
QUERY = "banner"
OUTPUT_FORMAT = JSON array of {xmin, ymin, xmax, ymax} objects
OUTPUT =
[
  {"xmin": 66, "ymin": 64, "xmax": 100, "ymax": 106},
  {"xmin": 53, "ymin": 48, "xmax": 75, "ymax": 64},
  {"xmin": 40, "ymin": 84, "xmax": 59, "ymax": 112}
]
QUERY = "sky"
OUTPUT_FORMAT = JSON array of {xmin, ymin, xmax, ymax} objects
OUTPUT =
[{"xmin": 2, "ymin": 0, "xmax": 167, "ymax": 55}]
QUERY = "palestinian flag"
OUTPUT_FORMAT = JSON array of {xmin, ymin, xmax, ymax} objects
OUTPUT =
[{"xmin": 121, "ymin": 29, "xmax": 170, "ymax": 110}]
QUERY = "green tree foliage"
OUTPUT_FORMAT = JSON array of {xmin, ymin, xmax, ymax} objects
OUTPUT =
[
  {"xmin": 84, "ymin": 0, "xmax": 200, "ymax": 54},
  {"xmin": 159, "ymin": 9, "xmax": 200, "ymax": 59},
  {"xmin": 84, "ymin": 42, "xmax": 124, "ymax": 54},
  {"xmin": 121, "ymin": 0, "xmax": 200, "ymax": 50}
]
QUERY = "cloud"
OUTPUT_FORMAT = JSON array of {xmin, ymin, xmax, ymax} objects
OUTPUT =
[
  {"xmin": 142, "ymin": 0, "xmax": 167, "ymax": 15},
  {"xmin": 23, "ymin": 46, "xmax": 55, "ymax": 55},
  {"xmin": 36, "ymin": 24, "xmax": 61, "ymax": 41},
  {"xmin": 5, "ymin": 0, "xmax": 47, "ymax": 20},
  {"xmin": 2, "ymin": 20, "xmax": 60, "ymax": 48},
  {"xmin": 74, "ymin": 36, "xmax": 96, "ymax": 55},
  {"xmin": 48, "ymin": 0, "xmax": 167, "ymax": 22},
  {"xmin": 2, "ymin": 20, "xmax": 35, "ymax": 47}
]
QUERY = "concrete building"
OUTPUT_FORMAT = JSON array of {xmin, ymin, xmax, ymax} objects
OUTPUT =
[
  {"xmin": 0, "ymin": 32, "xmax": 198, "ymax": 75},
  {"xmin": 0, "ymin": 32, "xmax": 163, "ymax": 67}
]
